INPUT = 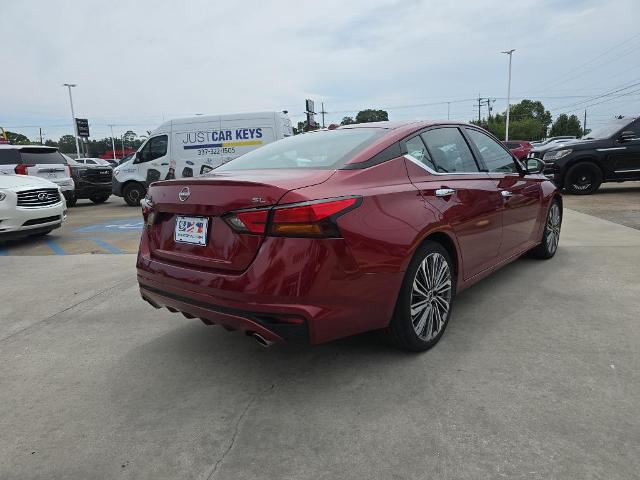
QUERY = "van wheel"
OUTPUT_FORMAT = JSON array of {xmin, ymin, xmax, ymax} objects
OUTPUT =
[
  {"xmin": 383, "ymin": 241, "xmax": 455, "ymax": 352},
  {"xmin": 123, "ymin": 183, "xmax": 145, "ymax": 206},
  {"xmin": 564, "ymin": 162, "xmax": 602, "ymax": 195}
]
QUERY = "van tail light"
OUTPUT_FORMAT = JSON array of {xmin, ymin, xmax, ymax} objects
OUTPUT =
[
  {"xmin": 224, "ymin": 197, "xmax": 361, "ymax": 238},
  {"xmin": 15, "ymin": 164, "xmax": 34, "ymax": 175}
]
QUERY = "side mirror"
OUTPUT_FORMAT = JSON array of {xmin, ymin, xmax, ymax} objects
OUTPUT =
[
  {"xmin": 525, "ymin": 158, "xmax": 545, "ymax": 175},
  {"xmin": 134, "ymin": 151, "xmax": 142, "ymax": 164},
  {"xmin": 619, "ymin": 131, "xmax": 636, "ymax": 143}
]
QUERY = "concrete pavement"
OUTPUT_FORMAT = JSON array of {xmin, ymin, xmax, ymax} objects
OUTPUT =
[{"xmin": 0, "ymin": 209, "xmax": 638, "ymax": 479}]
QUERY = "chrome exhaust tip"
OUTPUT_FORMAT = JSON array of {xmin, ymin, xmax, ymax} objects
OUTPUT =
[{"xmin": 252, "ymin": 333, "xmax": 273, "ymax": 348}]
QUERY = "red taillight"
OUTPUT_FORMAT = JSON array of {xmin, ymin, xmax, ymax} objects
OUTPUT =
[
  {"xmin": 224, "ymin": 197, "xmax": 361, "ymax": 238},
  {"xmin": 224, "ymin": 209, "xmax": 269, "ymax": 234},
  {"xmin": 15, "ymin": 164, "xmax": 33, "ymax": 175},
  {"xmin": 271, "ymin": 197, "xmax": 359, "ymax": 237}
]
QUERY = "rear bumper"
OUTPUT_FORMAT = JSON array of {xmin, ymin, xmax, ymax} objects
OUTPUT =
[
  {"xmin": 136, "ymin": 233, "xmax": 403, "ymax": 345},
  {"xmin": 73, "ymin": 181, "xmax": 112, "ymax": 199}
]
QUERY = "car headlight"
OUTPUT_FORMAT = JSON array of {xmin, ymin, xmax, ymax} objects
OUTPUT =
[
  {"xmin": 114, "ymin": 169, "xmax": 120, "ymax": 177},
  {"xmin": 0, "ymin": 192, "xmax": 6, "ymax": 201},
  {"xmin": 543, "ymin": 149, "xmax": 573, "ymax": 161}
]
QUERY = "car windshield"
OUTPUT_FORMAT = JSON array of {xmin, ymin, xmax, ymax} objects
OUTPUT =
[
  {"xmin": 215, "ymin": 128, "xmax": 385, "ymax": 171},
  {"xmin": 583, "ymin": 119, "xmax": 633, "ymax": 140},
  {"xmin": 19, "ymin": 148, "xmax": 66, "ymax": 165}
]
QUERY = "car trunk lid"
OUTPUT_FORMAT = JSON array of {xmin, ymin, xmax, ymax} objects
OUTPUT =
[{"xmin": 146, "ymin": 169, "xmax": 334, "ymax": 272}]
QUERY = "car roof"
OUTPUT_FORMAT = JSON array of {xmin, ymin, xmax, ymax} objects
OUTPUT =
[{"xmin": 0, "ymin": 144, "xmax": 57, "ymax": 151}]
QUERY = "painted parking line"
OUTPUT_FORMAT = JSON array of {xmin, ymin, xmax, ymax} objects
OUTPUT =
[
  {"xmin": 74, "ymin": 217, "xmax": 143, "ymax": 234},
  {"xmin": 45, "ymin": 239, "xmax": 66, "ymax": 255},
  {"xmin": 89, "ymin": 237, "xmax": 124, "ymax": 254}
]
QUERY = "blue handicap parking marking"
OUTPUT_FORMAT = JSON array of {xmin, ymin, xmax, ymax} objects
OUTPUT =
[
  {"xmin": 74, "ymin": 217, "xmax": 144, "ymax": 234},
  {"xmin": 89, "ymin": 237, "xmax": 124, "ymax": 254}
]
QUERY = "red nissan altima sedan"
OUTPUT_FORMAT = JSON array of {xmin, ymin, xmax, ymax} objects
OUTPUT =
[{"xmin": 137, "ymin": 121, "xmax": 562, "ymax": 351}]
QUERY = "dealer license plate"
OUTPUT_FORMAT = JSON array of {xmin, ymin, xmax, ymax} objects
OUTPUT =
[{"xmin": 174, "ymin": 216, "xmax": 208, "ymax": 245}]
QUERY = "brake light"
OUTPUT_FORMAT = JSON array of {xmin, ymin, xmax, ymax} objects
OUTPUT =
[
  {"xmin": 224, "ymin": 197, "xmax": 361, "ymax": 237},
  {"xmin": 224, "ymin": 209, "xmax": 269, "ymax": 234},
  {"xmin": 270, "ymin": 197, "xmax": 359, "ymax": 237},
  {"xmin": 15, "ymin": 164, "xmax": 34, "ymax": 175},
  {"xmin": 65, "ymin": 165, "xmax": 71, "ymax": 177}
]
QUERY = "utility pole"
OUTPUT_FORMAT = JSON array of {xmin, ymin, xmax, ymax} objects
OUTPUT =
[
  {"xmin": 39, "ymin": 128, "xmax": 43, "ymax": 145},
  {"xmin": 583, "ymin": 109, "xmax": 587, "ymax": 137},
  {"xmin": 320, "ymin": 102, "xmax": 327, "ymax": 128},
  {"xmin": 477, "ymin": 95, "xmax": 482, "ymax": 124},
  {"xmin": 501, "ymin": 49, "xmax": 515, "ymax": 141},
  {"xmin": 63, "ymin": 83, "xmax": 81, "ymax": 159},
  {"xmin": 447, "ymin": 102, "xmax": 451, "ymax": 120},
  {"xmin": 109, "ymin": 125, "xmax": 117, "ymax": 160}
]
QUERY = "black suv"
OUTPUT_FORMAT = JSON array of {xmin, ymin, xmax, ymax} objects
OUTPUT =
[
  {"xmin": 532, "ymin": 116, "xmax": 640, "ymax": 194},
  {"xmin": 63, "ymin": 156, "xmax": 112, "ymax": 206}
]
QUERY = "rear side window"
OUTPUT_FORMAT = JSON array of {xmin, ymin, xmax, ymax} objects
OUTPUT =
[
  {"xmin": 216, "ymin": 128, "xmax": 384, "ymax": 171},
  {"xmin": 465, "ymin": 128, "xmax": 517, "ymax": 173},
  {"xmin": 19, "ymin": 149, "xmax": 66, "ymax": 165},
  {"xmin": 405, "ymin": 136, "xmax": 437, "ymax": 171},
  {"xmin": 0, "ymin": 149, "xmax": 21, "ymax": 165},
  {"xmin": 421, "ymin": 128, "xmax": 479, "ymax": 173}
]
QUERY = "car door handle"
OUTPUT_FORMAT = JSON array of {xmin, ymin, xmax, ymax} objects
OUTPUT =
[
  {"xmin": 501, "ymin": 190, "xmax": 514, "ymax": 198},
  {"xmin": 435, "ymin": 188, "xmax": 455, "ymax": 197}
]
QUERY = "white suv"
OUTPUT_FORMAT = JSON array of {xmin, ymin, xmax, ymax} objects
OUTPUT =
[
  {"xmin": 0, "ymin": 145, "xmax": 75, "ymax": 200},
  {"xmin": 0, "ymin": 174, "xmax": 67, "ymax": 239}
]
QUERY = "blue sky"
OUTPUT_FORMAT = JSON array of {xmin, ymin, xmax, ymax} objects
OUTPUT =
[{"xmin": 1, "ymin": 0, "xmax": 639, "ymax": 141}]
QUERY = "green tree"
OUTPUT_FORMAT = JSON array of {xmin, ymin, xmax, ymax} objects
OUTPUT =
[
  {"xmin": 549, "ymin": 114, "xmax": 583, "ymax": 137},
  {"xmin": 471, "ymin": 99, "xmax": 552, "ymax": 140},
  {"xmin": 355, "ymin": 109, "xmax": 389, "ymax": 123},
  {"xmin": 340, "ymin": 116, "xmax": 356, "ymax": 125},
  {"xmin": 57, "ymin": 135, "xmax": 77, "ymax": 153},
  {"xmin": 44, "ymin": 139, "xmax": 58, "ymax": 148},
  {"xmin": 5, "ymin": 131, "xmax": 31, "ymax": 145}
]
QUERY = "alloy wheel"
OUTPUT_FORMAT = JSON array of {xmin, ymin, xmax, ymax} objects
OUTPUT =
[
  {"xmin": 410, "ymin": 252, "xmax": 452, "ymax": 340},
  {"xmin": 545, "ymin": 203, "xmax": 561, "ymax": 254}
]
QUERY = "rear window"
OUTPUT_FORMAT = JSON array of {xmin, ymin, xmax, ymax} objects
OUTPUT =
[
  {"xmin": 0, "ymin": 149, "xmax": 21, "ymax": 165},
  {"xmin": 215, "ymin": 128, "xmax": 385, "ymax": 171},
  {"xmin": 19, "ymin": 148, "xmax": 66, "ymax": 165}
]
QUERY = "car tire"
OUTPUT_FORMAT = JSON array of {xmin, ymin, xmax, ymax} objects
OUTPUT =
[
  {"xmin": 90, "ymin": 194, "xmax": 110, "ymax": 204},
  {"xmin": 66, "ymin": 195, "xmax": 77, "ymax": 207},
  {"xmin": 564, "ymin": 162, "xmax": 602, "ymax": 195},
  {"xmin": 530, "ymin": 198, "xmax": 562, "ymax": 259},
  {"xmin": 383, "ymin": 241, "xmax": 455, "ymax": 352},
  {"xmin": 123, "ymin": 183, "xmax": 145, "ymax": 206}
]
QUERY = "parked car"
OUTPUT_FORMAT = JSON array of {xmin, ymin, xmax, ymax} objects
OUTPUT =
[
  {"xmin": 529, "ymin": 138, "xmax": 578, "ymax": 160},
  {"xmin": 0, "ymin": 173, "xmax": 67, "ymax": 239},
  {"xmin": 75, "ymin": 157, "xmax": 115, "ymax": 167},
  {"xmin": 113, "ymin": 111, "xmax": 293, "ymax": 206},
  {"xmin": 0, "ymin": 145, "xmax": 75, "ymax": 201},
  {"xmin": 137, "ymin": 121, "xmax": 561, "ymax": 351},
  {"xmin": 63, "ymin": 155, "xmax": 112, "ymax": 206},
  {"xmin": 531, "ymin": 116, "xmax": 640, "ymax": 194},
  {"xmin": 504, "ymin": 140, "xmax": 533, "ymax": 159}
]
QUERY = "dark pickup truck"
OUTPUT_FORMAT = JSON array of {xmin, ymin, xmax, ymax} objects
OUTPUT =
[
  {"xmin": 64, "ymin": 156, "xmax": 112, "ymax": 206},
  {"xmin": 530, "ymin": 116, "xmax": 640, "ymax": 194}
]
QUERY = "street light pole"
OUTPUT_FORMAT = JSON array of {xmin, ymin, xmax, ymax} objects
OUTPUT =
[
  {"xmin": 63, "ymin": 83, "xmax": 82, "ymax": 159},
  {"xmin": 109, "ymin": 125, "xmax": 117, "ymax": 160},
  {"xmin": 501, "ymin": 49, "xmax": 515, "ymax": 141}
]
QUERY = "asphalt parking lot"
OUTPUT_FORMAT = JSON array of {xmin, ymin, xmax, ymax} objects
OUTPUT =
[{"xmin": 1, "ymin": 192, "xmax": 639, "ymax": 479}]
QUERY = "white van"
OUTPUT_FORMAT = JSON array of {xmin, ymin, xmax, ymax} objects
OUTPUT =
[{"xmin": 113, "ymin": 111, "xmax": 293, "ymax": 205}]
